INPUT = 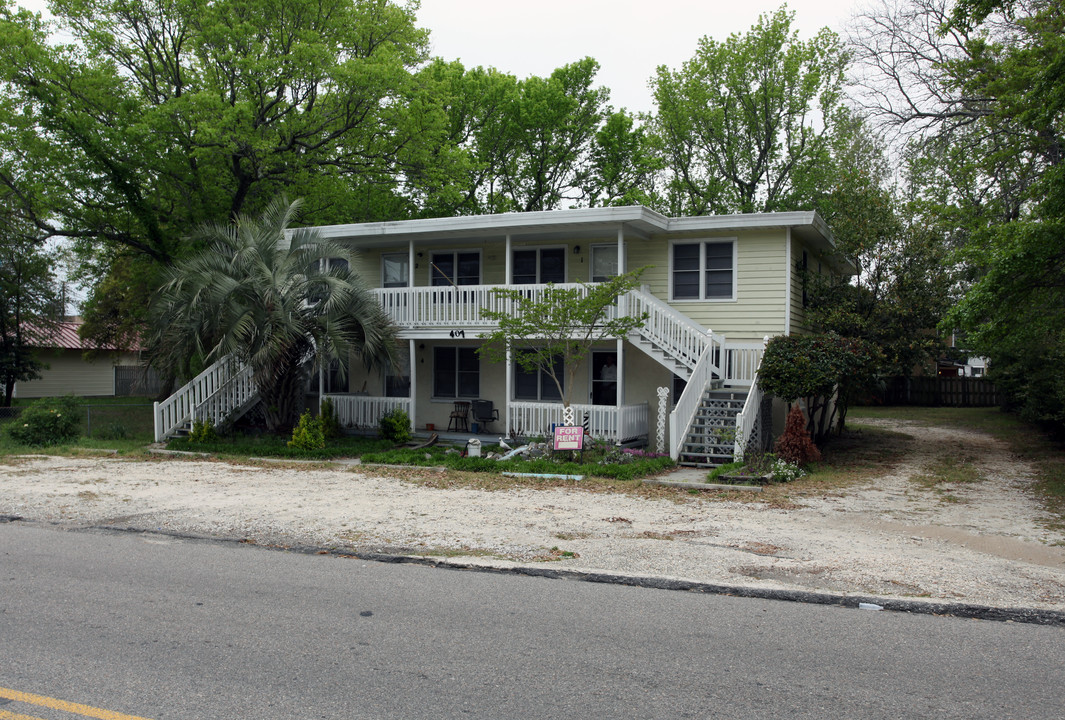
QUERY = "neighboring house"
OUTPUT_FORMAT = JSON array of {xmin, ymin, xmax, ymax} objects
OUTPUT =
[
  {"xmin": 15, "ymin": 318, "xmax": 144, "ymax": 399},
  {"xmin": 154, "ymin": 206, "xmax": 852, "ymax": 465}
]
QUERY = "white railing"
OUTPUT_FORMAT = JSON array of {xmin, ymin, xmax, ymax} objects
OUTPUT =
[
  {"xmin": 723, "ymin": 342, "xmax": 765, "ymax": 386},
  {"xmin": 374, "ymin": 283, "xmax": 599, "ymax": 328},
  {"xmin": 733, "ymin": 378, "xmax": 765, "ymax": 460},
  {"xmin": 154, "ymin": 355, "xmax": 248, "ymax": 442},
  {"xmin": 191, "ymin": 362, "xmax": 256, "ymax": 431},
  {"xmin": 668, "ymin": 340, "xmax": 724, "ymax": 460},
  {"xmin": 322, "ymin": 394, "xmax": 412, "ymax": 430},
  {"xmin": 733, "ymin": 337, "xmax": 770, "ymax": 458},
  {"xmin": 509, "ymin": 401, "xmax": 648, "ymax": 443},
  {"xmin": 626, "ymin": 288, "xmax": 714, "ymax": 371}
]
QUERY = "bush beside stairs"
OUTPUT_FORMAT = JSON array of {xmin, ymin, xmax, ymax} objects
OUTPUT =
[{"xmin": 678, "ymin": 389, "xmax": 746, "ymax": 468}]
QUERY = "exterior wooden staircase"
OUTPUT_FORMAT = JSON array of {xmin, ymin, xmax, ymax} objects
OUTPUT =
[{"xmin": 677, "ymin": 389, "xmax": 747, "ymax": 468}]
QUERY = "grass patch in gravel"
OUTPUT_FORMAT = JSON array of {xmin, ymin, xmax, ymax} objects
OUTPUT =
[
  {"xmin": 850, "ymin": 406, "xmax": 1065, "ymax": 529},
  {"xmin": 911, "ymin": 454, "xmax": 985, "ymax": 490}
]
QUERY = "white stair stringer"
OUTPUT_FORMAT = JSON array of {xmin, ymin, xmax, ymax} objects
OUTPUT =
[
  {"xmin": 154, "ymin": 355, "xmax": 260, "ymax": 441},
  {"xmin": 625, "ymin": 288, "xmax": 715, "ymax": 380}
]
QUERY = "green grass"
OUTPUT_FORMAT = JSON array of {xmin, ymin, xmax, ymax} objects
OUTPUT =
[
  {"xmin": 168, "ymin": 434, "xmax": 394, "ymax": 460},
  {"xmin": 360, "ymin": 444, "xmax": 675, "ymax": 481},
  {"xmin": 0, "ymin": 397, "xmax": 156, "ymax": 455}
]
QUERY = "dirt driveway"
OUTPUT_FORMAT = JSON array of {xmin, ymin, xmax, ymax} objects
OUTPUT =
[{"xmin": 2, "ymin": 417, "xmax": 1064, "ymax": 611}]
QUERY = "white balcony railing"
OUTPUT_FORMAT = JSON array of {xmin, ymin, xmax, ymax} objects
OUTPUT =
[{"xmin": 374, "ymin": 283, "xmax": 602, "ymax": 329}]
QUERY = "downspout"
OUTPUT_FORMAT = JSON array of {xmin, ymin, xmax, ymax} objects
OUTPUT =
[{"xmin": 784, "ymin": 227, "xmax": 792, "ymax": 336}]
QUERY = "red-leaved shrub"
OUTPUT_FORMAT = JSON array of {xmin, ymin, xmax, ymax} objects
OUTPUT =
[{"xmin": 774, "ymin": 405, "xmax": 822, "ymax": 466}]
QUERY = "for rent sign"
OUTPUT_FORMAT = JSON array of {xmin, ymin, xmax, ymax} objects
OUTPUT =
[{"xmin": 553, "ymin": 425, "xmax": 584, "ymax": 451}]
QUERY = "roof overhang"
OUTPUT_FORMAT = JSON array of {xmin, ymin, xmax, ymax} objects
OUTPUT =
[{"xmin": 300, "ymin": 206, "xmax": 856, "ymax": 274}]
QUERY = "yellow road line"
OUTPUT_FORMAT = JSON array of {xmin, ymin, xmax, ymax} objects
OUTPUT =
[
  {"xmin": 0, "ymin": 709, "xmax": 50, "ymax": 720},
  {"xmin": 0, "ymin": 688, "xmax": 153, "ymax": 720}
]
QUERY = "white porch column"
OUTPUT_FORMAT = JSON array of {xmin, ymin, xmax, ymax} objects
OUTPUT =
[
  {"xmin": 616, "ymin": 225, "xmax": 626, "ymax": 445},
  {"xmin": 615, "ymin": 337, "xmax": 625, "ymax": 445},
  {"xmin": 504, "ymin": 344, "xmax": 512, "ymax": 440},
  {"xmin": 409, "ymin": 338, "xmax": 418, "ymax": 431}
]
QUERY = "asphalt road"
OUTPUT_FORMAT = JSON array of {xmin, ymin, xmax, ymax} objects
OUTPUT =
[{"xmin": 2, "ymin": 522, "xmax": 1063, "ymax": 719}]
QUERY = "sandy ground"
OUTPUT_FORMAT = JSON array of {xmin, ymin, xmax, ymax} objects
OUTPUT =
[{"xmin": 2, "ymin": 418, "xmax": 1064, "ymax": 610}]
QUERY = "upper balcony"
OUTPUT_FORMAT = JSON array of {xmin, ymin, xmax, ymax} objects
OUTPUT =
[{"xmin": 372, "ymin": 282, "xmax": 609, "ymax": 333}]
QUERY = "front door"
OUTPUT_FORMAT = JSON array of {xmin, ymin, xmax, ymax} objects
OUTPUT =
[{"xmin": 591, "ymin": 351, "xmax": 618, "ymax": 406}]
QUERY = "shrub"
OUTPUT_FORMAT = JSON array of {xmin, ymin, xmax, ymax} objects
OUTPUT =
[
  {"xmin": 7, "ymin": 396, "xmax": 80, "ymax": 446},
  {"xmin": 319, "ymin": 397, "xmax": 342, "ymax": 440},
  {"xmin": 378, "ymin": 407, "xmax": 411, "ymax": 444},
  {"xmin": 288, "ymin": 411, "xmax": 325, "ymax": 450},
  {"xmin": 188, "ymin": 419, "xmax": 219, "ymax": 443},
  {"xmin": 774, "ymin": 405, "xmax": 822, "ymax": 466}
]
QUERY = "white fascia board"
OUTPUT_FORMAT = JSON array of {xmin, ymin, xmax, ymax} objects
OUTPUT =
[{"xmin": 309, "ymin": 206, "xmax": 670, "ymax": 246}]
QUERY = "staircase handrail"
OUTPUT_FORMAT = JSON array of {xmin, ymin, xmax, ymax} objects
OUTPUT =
[
  {"xmin": 154, "ymin": 354, "xmax": 241, "ymax": 442},
  {"xmin": 192, "ymin": 361, "xmax": 256, "ymax": 431},
  {"xmin": 668, "ymin": 333, "xmax": 724, "ymax": 460},
  {"xmin": 733, "ymin": 337, "xmax": 770, "ymax": 459},
  {"xmin": 626, "ymin": 287, "xmax": 713, "ymax": 371}
]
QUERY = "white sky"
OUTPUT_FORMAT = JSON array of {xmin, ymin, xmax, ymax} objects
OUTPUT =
[
  {"xmin": 18, "ymin": 0, "xmax": 864, "ymax": 115},
  {"xmin": 415, "ymin": 0, "xmax": 863, "ymax": 114}
]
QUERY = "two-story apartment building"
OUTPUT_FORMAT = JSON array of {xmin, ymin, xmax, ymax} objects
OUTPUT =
[{"xmin": 154, "ymin": 205, "xmax": 850, "ymax": 464}]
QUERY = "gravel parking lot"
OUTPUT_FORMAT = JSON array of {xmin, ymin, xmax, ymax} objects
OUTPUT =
[{"xmin": 3, "ymin": 417, "xmax": 1063, "ymax": 610}]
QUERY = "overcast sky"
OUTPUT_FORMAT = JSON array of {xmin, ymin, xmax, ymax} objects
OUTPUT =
[
  {"xmin": 18, "ymin": 0, "xmax": 864, "ymax": 115},
  {"xmin": 416, "ymin": 0, "xmax": 863, "ymax": 114}
]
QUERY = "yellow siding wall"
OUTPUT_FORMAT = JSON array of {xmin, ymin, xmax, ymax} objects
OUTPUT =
[
  {"xmin": 16, "ymin": 350, "xmax": 141, "ymax": 399},
  {"xmin": 628, "ymin": 230, "xmax": 789, "ymax": 342}
]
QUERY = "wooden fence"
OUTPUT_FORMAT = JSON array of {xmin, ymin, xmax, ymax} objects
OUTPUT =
[{"xmin": 877, "ymin": 376, "xmax": 1002, "ymax": 407}]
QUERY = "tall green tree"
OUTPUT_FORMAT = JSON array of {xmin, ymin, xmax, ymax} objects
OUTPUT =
[
  {"xmin": 150, "ymin": 197, "xmax": 398, "ymax": 431},
  {"xmin": 0, "ymin": 210, "xmax": 61, "ymax": 406},
  {"xmin": 651, "ymin": 6, "xmax": 847, "ymax": 215},
  {"xmin": 853, "ymin": 0, "xmax": 1065, "ymax": 426},
  {"xmin": 0, "ymin": 0, "xmax": 431, "ymax": 344}
]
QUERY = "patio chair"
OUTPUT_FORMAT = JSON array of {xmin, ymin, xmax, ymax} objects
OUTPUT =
[
  {"xmin": 447, "ymin": 401, "xmax": 470, "ymax": 432},
  {"xmin": 471, "ymin": 399, "xmax": 499, "ymax": 434}
]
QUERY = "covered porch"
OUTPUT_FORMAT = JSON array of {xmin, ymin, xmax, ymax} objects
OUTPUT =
[{"xmin": 321, "ymin": 393, "xmax": 649, "ymax": 445}]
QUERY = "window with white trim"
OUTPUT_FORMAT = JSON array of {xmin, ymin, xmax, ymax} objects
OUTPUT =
[
  {"xmin": 431, "ymin": 251, "xmax": 481, "ymax": 286},
  {"xmin": 591, "ymin": 245, "xmax": 618, "ymax": 282},
  {"xmin": 433, "ymin": 347, "xmax": 479, "ymax": 398},
  {"xmin": 382, "ymin": 253, "xmax": 409, "ymax": 288},
  {"xmin": 671, "ymin": 240, "xmax": 735, "ymax": 300},
  {"xmin": 512, "ymin": 247, "xmax": 565, "ymax": 284}
]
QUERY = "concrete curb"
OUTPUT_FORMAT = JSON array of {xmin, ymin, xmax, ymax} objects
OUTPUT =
[{"xmin": 41, "ymin": 519, "xmax": 1065, "ymax": 629}]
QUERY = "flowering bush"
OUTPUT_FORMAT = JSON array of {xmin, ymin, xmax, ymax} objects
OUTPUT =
[
  {"xmin": 770, "ymin": 458, "xmax": 806, "ymax": 483},
  {"xmin": 7, "ymin": 396, "xmax": 80, "ymax": 446}
]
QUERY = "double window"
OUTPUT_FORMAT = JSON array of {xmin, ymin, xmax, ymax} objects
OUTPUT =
[
  {"xmin": 513, "ymin": 352, "xmax": 564, "ymax": 402},
  {"xmin": 671, "ymin": 240, "xmax": 735, "ymax": 301},
  {"xmin": 432, "ymin": 251, "xmax": 480, "ymax": 286},
  {"xmin": 433, "ymin": 347, "xmax": 479, "ymax": 399},
  {"xmin": 512, "ymin": 248, "xmax": 565, "ymax": 284}
]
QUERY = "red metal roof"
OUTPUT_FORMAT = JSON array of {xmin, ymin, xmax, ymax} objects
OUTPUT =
[{"xmin": 24, "ymin": 319, "xmax": 141, "ymax": 352}]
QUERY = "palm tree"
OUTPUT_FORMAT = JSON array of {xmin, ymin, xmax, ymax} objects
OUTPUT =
[{"xmin": 150, "ymin": 197, "xmax": 397, "ymax": 431}]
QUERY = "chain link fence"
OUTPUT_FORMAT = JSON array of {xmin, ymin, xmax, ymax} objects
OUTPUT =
[{"xmin": 0, "ymin": 401, "xmax": 155, "ymax": 440}]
